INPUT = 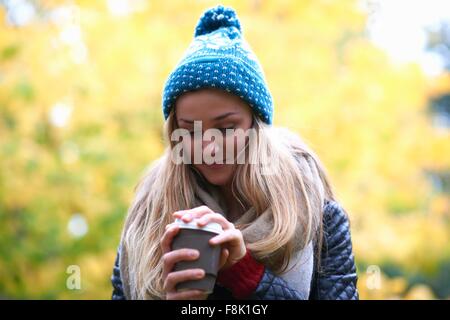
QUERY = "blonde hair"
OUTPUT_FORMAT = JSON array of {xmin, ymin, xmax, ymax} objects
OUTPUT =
[{"xmin": 121, "ymin": 111, "xmax": 336, "ymax": 299}]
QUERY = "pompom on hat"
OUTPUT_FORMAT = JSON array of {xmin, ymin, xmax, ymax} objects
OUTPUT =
[{"xmin": 162, "ymin": 5, "xmax": 274, "ymax": 124}]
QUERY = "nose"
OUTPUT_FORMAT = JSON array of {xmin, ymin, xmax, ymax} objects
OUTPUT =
[{"xmin": 202, "ymin": 139, "xmax": 219, "ymax": 157}]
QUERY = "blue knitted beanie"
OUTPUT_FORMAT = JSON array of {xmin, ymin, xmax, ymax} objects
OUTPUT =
[{"xmin": 162, "ymin": 5, "xmax": 274, "ymax": 124}]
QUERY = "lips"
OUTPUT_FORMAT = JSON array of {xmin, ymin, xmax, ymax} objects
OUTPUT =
[{"xmin": 203, "ymin": 163, "xmax": 226, "ymax": 169}]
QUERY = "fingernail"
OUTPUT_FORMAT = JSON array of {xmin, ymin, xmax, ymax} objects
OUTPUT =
[
  {"xmin": 182, "ymin": 214, "xmax": 191, "ymax": 220},
  {"xmin": 196, "ymin": 270, "xmax": 205, "ymax": 278},
  {"xmin": 190, "ymin": 250, "xmax": 199, "ymax": 257}
]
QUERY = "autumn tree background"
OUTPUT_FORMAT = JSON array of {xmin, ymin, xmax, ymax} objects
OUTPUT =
[{"xmin": 0, "ymin": 0, "xmax": 449, "ymax": 299}]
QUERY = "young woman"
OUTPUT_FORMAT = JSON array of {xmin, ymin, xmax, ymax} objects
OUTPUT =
[{"xmin": 111, "ymin": 5, "xmax": 358, "ymax": 300}]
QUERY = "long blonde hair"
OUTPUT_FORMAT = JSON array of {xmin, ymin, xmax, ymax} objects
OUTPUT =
[{"xmin": 121, "ymin": 111, "xmax": 336, "ymax": 299}]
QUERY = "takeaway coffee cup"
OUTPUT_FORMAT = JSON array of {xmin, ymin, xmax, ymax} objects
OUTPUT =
[{"xmin": 171, "ymin": 217, "xmax": 223, "ymax": 294}]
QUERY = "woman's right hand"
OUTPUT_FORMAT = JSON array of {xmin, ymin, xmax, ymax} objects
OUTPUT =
[{"xmin": 160, "ymin": 223, "xmax": 208, "ymax": 300}]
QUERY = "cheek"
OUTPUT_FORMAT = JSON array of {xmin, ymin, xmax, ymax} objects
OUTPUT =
[
  {"xmin": 180, "ymin": 137, "xmax": 195, "ymax": 162},
  {"xmin": 224, "ymin": 135, "xmax": 247, "ymax": 160},
  {"xmin": 177, "ymin": 137, "xmax": 194, "ymax": 163},
  {"xmin": 235, "ymin": 135, "xmax": 248, "ymax": 154}
]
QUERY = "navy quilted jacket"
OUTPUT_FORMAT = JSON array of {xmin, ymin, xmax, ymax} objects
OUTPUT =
[{"xmin": 111, "ymin": 200, "xmax": 359, "ymax": 300}]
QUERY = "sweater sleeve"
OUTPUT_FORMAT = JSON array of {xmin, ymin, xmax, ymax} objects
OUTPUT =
[{"xmin": 216, "ymin": 249, "xmax": 265, "ymax": 299}]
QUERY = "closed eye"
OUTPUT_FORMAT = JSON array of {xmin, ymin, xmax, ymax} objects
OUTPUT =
[{"xmin": 219, "ymin": 127, "xmax": 235, "ymax": 134}]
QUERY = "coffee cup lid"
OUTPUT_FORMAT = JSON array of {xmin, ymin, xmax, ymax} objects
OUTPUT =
[{"xmin": 174, "ymin": 218, "xmax": 223, "ymax": 234}]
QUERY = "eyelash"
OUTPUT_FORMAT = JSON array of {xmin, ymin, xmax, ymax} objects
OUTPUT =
[
  {"xmin": 188, "ymin": 127, "xmax": 235, "ymax": 135},
  {"xmin": 219, "ymin": 127, "xmax": 235, "ymax": 134}
]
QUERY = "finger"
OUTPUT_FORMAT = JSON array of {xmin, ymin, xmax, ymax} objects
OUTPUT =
[
  {"xmin": 165, "ymin": 222, "xmax": 176, "ymax": 230},
  {"xmin": 164, "ymin": 269, "xmax": 205, "ymax": 293},
  {"xmin": 173, "ymin": 206, "xmax": 214, "ymax": 222},
  {"xmin": 162, "ymin": 249, "xmax": 199, "ymax": 279},
  {"xmin": 209, "ymin": 229, "xmax": 242, "ymax": 246},
  {"xmin": 172, "ymin": 209, "xmax": 190, "ymax": 219},
  {"xmin": 160, "ymin": 225, "xmax": 180, "ymax": 254},
  {"xmin": 196, "ymin": 213, "xmax": 233, "ymax": 230},
  {"xmin": 181, "ymin": 206, "xmax": 214, "ymax": 221},
  {"xmin": 186, "ymin": 292, "xmax": 209, "ymax": 300},
  {"xmin": 173, "ymin": 206, "xmax": 210, "ymax": 218},
  {"xmin": 218, "ymin": 248, "xmax": 229, "ymax": 269},
  {"xmin": 167, "ymin": 289, "xmax": 207, "ymax": 300}
]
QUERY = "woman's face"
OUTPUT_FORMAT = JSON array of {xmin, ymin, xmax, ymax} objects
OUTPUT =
[{"xmin": 175, "ymin": 88, "xmax": 253, "ymax": 187}]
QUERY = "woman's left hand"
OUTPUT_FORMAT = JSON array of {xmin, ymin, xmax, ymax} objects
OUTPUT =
[{"xmin": 172, "ymin": 206, "xmax": 246, "ymax": 270}]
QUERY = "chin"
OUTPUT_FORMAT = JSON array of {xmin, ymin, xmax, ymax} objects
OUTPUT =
[{"xmin": 196, "ymin": 164, "xmax": 234, "ymax": 187}]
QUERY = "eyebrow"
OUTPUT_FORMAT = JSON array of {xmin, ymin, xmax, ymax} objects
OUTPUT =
[{"xmin": 178, "ymin": 111, "xmax": 238, "ymax": 124}]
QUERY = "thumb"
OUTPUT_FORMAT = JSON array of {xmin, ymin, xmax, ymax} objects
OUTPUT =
[{"xmin": 219, "ymin": 248, "xmax": 229, "ymax": 269}]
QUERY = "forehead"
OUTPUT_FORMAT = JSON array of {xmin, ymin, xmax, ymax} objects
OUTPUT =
[{"xmin": 175, "ymin": 88, "xmax": 250, "ymax": 118}]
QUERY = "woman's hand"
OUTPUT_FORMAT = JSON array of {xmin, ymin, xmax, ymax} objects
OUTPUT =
[
  {"xmin": 173, "ymin": 205, "xmax": 246, "ymax": 270},
  {"xmin": 160, "ymin": 223, "xmax": 208, "ymax": 300}
]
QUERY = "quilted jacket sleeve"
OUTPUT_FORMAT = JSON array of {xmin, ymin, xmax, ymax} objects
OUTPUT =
[
  {"xmin": 111, "ymin": 247, "xmax": 126, "ymax": 300},
  {"xmin": 248, "ymin": 270, "xmax": 309, "ymax": 300},
  {"xmin": 246, "ymin": 201, "xmax": 358, "ymax": 300},
  {"xmin": 308, "ymin": 200, "xmax": 359, "ymax": 300}
]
